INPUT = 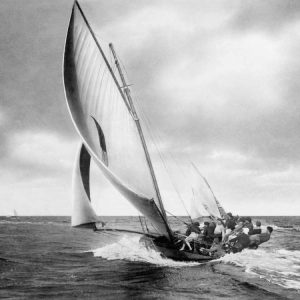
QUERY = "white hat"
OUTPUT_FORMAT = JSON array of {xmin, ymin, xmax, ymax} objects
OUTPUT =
[{"xmin": 242, "ymin": 227, "xmax": 249, "ymax": 234}]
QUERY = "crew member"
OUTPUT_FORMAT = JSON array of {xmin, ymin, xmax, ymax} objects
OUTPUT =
[
  {"xmin": 213, "ymin": 219, "xmax": 225, "ymax": 243},
  {"xmin": 249, "ymin": 226, "xmax": 273, "ymax": 248},
  {"xmin": 226, "ymin": 227, "xmax": 251, "ymax": 253},
  {"xmin": 223, "ymin": 212, "xmax": 236, "ymax": 242},
  {"xmin": 251, "ymin": 221, "xmax": 262, "ymax": 235},
  {"xmin": 180, "ymin": 222, "xmax": 201, "ymax": 251},
  {"xmin": 243, "ymin": 217, "xmax": 254, "ymax": 235}
]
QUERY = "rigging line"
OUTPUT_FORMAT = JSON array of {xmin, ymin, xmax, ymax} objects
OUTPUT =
[
  {"xmin": 144, "ymin": 217, "xmax": 150, "ymax": 234},
  {"xmin": 133, "ymin": 98, "xmax": 192, "ymax": 219},
  {"xmin": 138, "ymin": 215, "xmax": 146, "ymax": 234},
  {"xmin": 165, "ymin": 210, "xmax": 190, "ymax": 225},
  {"xmin": 94, "ymin": 228, "xmax": 158, "ymax": 239},
  {"xmin": 149, "ymin": 222, "xmax": 161, "ymax": 235}
]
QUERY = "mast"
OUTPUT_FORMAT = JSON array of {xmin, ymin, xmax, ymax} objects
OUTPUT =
[{"xmin": 109, "ymin": 43, "xmax": 168, "ymax": 221}]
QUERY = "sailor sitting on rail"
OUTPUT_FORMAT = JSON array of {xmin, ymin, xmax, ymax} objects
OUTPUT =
[
  {"xmin": 179, "ymin": 222, "xmax": 201, "ymax": 251},
  {"xmin": 248, "ymin": 226, "xmax": 273, "ymax": 249},
  {"xmin": 251, "ymin": 221, "xmax": 262, "ymax": 235},
  {"xmin": 213, "ymin": 219, "xmax": 225, "ymax": 243}
]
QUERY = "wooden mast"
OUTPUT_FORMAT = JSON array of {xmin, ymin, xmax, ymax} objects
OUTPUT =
[{"xmin": 109, "ymin": 43, "xmax": 168, "ymax": 222}]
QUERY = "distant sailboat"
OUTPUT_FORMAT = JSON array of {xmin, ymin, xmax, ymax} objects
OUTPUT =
[
  {"xmin": 63, "ymin": 1, "xmax": 225, "ymax": 261},
  {"xmin": 7, "ymin": 209, "xmax": 18, "ymax": 219}
]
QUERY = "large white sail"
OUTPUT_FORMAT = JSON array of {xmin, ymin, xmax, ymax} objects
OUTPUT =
[
  {"xmin": 72, "ymin": 143, "xmax": 100, "ymax": 227},
  {"xmin": 63, "ymin": 2, "xmax": 171, "ymax": 238},
  {"xmin": 191, "ymin": 164, "xmax": 226, "ymax": 218},
  {"xmin": 188, "ymin": 190, "xmax": 210, "ymax": 220},
  {"xmin": 189, "ymin": 164, "xmax": 222, "ymax": 219}
]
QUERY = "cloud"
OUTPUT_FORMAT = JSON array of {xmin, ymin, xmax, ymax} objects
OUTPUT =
[
  {"xmin": 0, "ymin": 0, "xmax": 73, "ymax": 135},
  {"xmin": 0, "ymin": 130, "xmax": 79, "ymax": 215},
  {"xmin": 135, "ymin": 17, "xmax": 300, "ymax": 169},
  {"xmin": 0, "ymin": 130, "xmax": 77, "ymax": 181},
  {"xmin": 1, "ymin": 0, "xmax": 300, "ymax": 215},
  {"xmin": 8, "ymin": 130, "xmax": 77, "ymax": 171},
  {"xmin": 230, "ymin": 0, "xmax": 300, "ymax": 33}
]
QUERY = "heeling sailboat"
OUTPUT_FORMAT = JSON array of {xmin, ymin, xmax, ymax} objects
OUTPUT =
[{"xmin": 63, "ymin": 1, "xmax": 220, "ymax": 261}]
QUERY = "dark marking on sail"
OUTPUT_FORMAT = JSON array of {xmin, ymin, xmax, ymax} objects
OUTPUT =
[
  {"xmin": 79, "ymin": 144, "xmax": 91, "ymax": 200},
  {"xmin": 91, "ymin": 116, "xmax": 108, "ymax": 166}
]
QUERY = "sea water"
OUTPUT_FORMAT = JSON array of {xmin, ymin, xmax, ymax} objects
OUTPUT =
[{"xmin": 0, "ymin": 216, "xmax": 299, "ymax": 299}]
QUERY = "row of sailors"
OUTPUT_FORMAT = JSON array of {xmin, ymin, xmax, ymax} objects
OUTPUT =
[{"xmin": 179, "ymin": 213, "xmax": 273, "ymax": 252}]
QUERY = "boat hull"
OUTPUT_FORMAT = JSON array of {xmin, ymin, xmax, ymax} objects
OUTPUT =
[{"xmin": 140, "ymin": 236, "xmax": 215, "ymax": 262}]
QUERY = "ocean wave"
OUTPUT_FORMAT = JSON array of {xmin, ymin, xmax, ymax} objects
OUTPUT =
[
  {"xmin": 276, "ymin": 226, "xmax": 300, "ymax": 232},
  {"xmin": 91, "ymin": 235, "xmax": 200, "ymax": 267},
  {"xmin": 218, "ymin": 248, "xmax": 300, "ymax": 290},
  {"xmin": 0, "ymin": 220, "xmax": 65, "ymax": 226}
]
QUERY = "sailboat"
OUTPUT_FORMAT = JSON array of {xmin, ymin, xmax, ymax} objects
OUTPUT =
[
  {"xmin": 7, "ymin": 209, "xmax": 18, "ymax": 219},
  {"xmin": 63, "ymin": 1, "xmax": 226, "ymax": 262}
]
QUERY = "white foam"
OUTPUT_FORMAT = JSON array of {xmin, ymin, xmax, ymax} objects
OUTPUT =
[
  {"xmin": 91, "ymin": 236, "xmax": 300, "ymax": 290},
  {"xmin": 91, "ymin": 235, "xmax": 200, "ymax": 267},
  {"xmin": 218, "ymin": 248, "xmax": 300, "ymax": 290}
]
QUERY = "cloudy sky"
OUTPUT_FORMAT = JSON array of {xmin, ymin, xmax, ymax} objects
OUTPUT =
[{"xmin": 1, "ymin": 0, "xmax": 300, "ymax": 216}]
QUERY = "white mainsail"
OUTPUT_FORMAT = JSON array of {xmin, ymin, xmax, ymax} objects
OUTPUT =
[
  {"xmin": 72, "ymin": 143, "xmax": 100, "ymax": 227},
  {"xmin": 189, "ymin": 164, "xmax": 222, "ymax": 220},
  {"xmin": 188, "ymin": 189, "xmax": 210, "ymax": 220},
  {"xmin": 64, "ymin": 2, "xmax": 171, "ymax": 238},
  {"xmin": 215, "ymin": 199, "xmax": 227, "ymax": 218},
  {"xmin": 191, "ymin": 164, "xmax": 227, "ymax": 218}
]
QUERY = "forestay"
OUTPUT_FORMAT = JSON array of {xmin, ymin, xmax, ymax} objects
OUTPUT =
[{"xmin": 63, "ymin": 2, "xmax": 171, "ymax": 238}]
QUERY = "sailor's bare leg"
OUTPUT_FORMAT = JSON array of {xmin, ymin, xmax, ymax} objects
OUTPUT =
[{"xmin": 185, "ymin": 236, "xmax": 193, "ymax": 250}]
